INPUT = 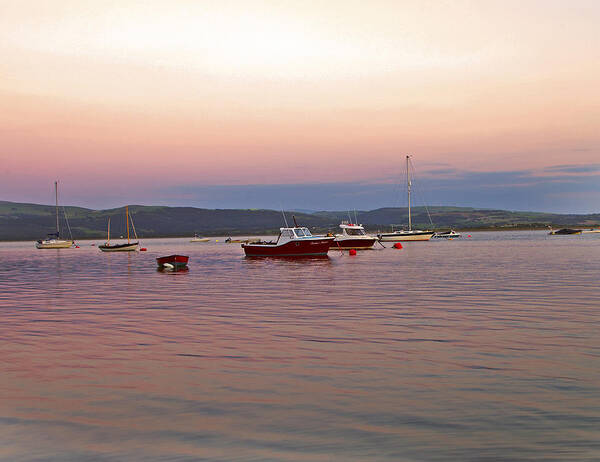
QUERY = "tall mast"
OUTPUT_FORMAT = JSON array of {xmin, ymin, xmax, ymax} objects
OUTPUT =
[
  {"xmin": 406, "ymin": 155, "xmax": 411, "ymax": 231},
  {"xmin": 107, "ymin": 217, "xmax": 111, "ymax": 244},
  {"xmin": 55, "ymin": 180, "xmax": 60, "ymax": 236},
  {"xmin": 126, "ymin": 206, "xmax": 130, "ymax": 243}
]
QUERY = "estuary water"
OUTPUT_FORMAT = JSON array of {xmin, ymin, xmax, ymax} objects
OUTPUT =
[{"xmin": 1, "ymin": 231, "xmax": 599, "ymax": 461}]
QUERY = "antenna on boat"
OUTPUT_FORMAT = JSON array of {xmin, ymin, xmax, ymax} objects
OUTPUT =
[
  {"xmin": 292, "ymin": 215, "xmax": 299, "ymax": 227},
  {"xmin": 281, "ymin": 207, "xmax": 289, "ymax": 227}
]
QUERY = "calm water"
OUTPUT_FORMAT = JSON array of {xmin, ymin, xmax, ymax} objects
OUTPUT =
[{"xmin": 1, "ymin": 231, "xmax": 599, "ymax": 461}]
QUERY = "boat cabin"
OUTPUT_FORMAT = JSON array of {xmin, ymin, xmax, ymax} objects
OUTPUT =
[
  {"xmin": 277, "ymin": 227, "xmax": 313, "ymax": 243},
  {"xmin": 338, "ymin": 223, "xmax": 367, "ymax": 236}
]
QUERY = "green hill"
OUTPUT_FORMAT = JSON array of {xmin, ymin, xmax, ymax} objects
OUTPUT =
[{"xmin": 1, "ymin": 200, "xmax": 599, "ymax": 241}]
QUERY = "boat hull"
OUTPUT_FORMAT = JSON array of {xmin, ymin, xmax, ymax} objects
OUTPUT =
[
  {"xmin": 242, "ymin": 237, "xmax": 334, "ymax": 257},
  {"xmin": 99, "ymin": 242, "xmax": 139, "ymax": 252},
  {"xmin": 332, "ymin": 237, "xmax": 377, "ymax": 250},
  {"xmin": 377, "ymin": 231, "xmax": 435, "ymax": 242},
  {"xmin": 548, "ymin": 229, "xmax": 582, "ymax": 235},
  {"xmin": 35, "ymin": 240, "xmax": 74, "ymax": 249},
  {"xmin": 190, "ymin": 238, "xmax": 210, "ymax": 242},
  {"xmin": 157, "ymin": 254, "xmax": 189, "ymax": 270},
  {"xmin": 433, "ymin": 231, "xmax": 461, "ymax": 239}
]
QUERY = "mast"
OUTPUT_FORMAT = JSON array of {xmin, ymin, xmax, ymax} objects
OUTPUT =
[
  {"xmin": 406, "ymin": 155, "xmax": 411, "ymax": 231},
  {"xmin": 107, "ymin": 217, "xmax": 111, "ymax": 244},
  {"xmin": 126, "ymin": 206, "xmax": 130, "ymax": 243},
  {"xmin": 55, "ymin": 180, "xmax": 60, "ymax": 236}
]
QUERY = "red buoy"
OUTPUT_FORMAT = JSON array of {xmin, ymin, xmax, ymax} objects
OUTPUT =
[
  {"xmin": 140, "ymin": 247, "xmax": 147, "ymax": 251},
  {"xmin": 349, "ymin": 249, "xmax": 357, "ymax": 256},
  {"xmin": 393, "ymin": 242, "xmax": 403, "ymax": 249},
  {"xmin": 75, "ymin": 246, "xmax": 80, "ymax": 248},
  {"xmin": 467, "ymin": 235, "xmax": 472, "ymax": 238}
]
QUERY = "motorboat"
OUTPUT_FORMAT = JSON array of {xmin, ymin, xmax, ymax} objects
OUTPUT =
[
  {"xmin": 242, "ymin": 226, "xmax": 334, "ymax": 257},
  {"xmin": 99, "ymin": 206, "xmax": 139, "ymax": 252},
  {"xmin": 157, "ymin": 255, "xmax": 189, "ymax": 270},
  {"xmin": 35, "ymin": 181, "xmax": 74, "ymax": 249},
  {"xmin": 332, "ymin": 222, "xmax": 377, "ymax": 249},
  {"xmin": 433, "ymin": 230, "xmax": 461, "ymax": 239},
  {"xmin": 190, "ymin": 234, "xmax": 210, "ymax": 242},
  {"xmin": 582, "ymin": 228, "xmax": 600, "ymax": 234}
]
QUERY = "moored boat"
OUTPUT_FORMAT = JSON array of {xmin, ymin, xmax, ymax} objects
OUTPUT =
[
  {"xmin": 582, "ymin": 228, "xmax": 600, "ymax": 234},
  {"xmin": 190, "ymin": 234, "xmax": 210, "ymax": 242},
  {"xmin": 333, "ymin": 222, "xmax": 377, "ymax": 249},
  {"xmin": 433, "ymin": 230, "xmax": 461, "ymax": 239},
  {"xmin": 548, "ymin": 226, "xmax": 582, "ymax": 235},
  {"xmin": 99, "ymin": 206, "xmax": 140, "ymax": 252},
  {"xmin": 242, "ymin": 226, "xmax": 334, "ymax": 257},
  {"xmin": 36, "ymin": 181, "xmax": 74, "ymax": 249},
  {"xmin": 157, "ymin": 254, "xmax": 189, "ymax": 270},
  {"xmin": 377, "ymin": 155, "xmax": 434, "ymax": 242}
]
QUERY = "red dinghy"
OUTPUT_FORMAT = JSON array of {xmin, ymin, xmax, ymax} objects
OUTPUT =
[
  {"xmin": 242, "ymin": 227, "xmax": 334, "ymax": 257},
  {"xmin": 156, "ymin": 254, "xmax": 189, "ymax": 270}
]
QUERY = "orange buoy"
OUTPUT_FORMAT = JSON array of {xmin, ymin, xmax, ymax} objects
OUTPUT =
[
  {"xmin": 349, "ymin": 249, "xmax": 357, "ymax": 256},
  {"xmin": 393, "ymin": 242, "xmax": 403, "ymax": 249},
  {"xmin": 140, "ymin": 247, "xmax": 147, "ymax": 251}
]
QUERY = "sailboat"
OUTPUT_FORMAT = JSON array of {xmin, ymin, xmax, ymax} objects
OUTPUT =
[
  {"xmin": 99, "ymin": 206, "xmax": 139, "ymax": 252},
  {"xmin": 35, "ymin": 181, "xmax": 75, "ymax": 249},
  {"xmin": 377, "ymin": 155, "xmax": 435, "ymax": 242}
]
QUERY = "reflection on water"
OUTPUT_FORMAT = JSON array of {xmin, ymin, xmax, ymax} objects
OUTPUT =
[{"xmin": 1, "ymin": 231, "xmax": 599, "ymax": 461}]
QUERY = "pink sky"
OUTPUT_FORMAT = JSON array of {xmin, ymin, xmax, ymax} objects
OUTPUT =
[{"xmin": 1, "ymin": 1, "xmax": 599, "ymax": 209}]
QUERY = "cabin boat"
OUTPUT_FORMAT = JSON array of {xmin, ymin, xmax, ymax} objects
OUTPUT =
[
  {"xmin": 36, "ymin": 181, "xmax": 74, "ymax": 249},
  {"xmin": 433, "ymin": 230, "xmax": 461, "ymax": 239},
  {"xmin": 241, "ymin": 227, "xmax": 334, "ymax": 257},
  {"xmin": 157, "ymin": 254, "xmax": 189, "ymax": 270},
  {"xmin": 333, "ymin": 222, "xmax": 377, "ymax": 249}
]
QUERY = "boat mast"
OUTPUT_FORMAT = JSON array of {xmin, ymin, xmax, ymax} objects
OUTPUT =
[
  {"xmin": 406, "ymin": 155, "xmax": 411, "ymax": 231},
  {"xmin": 55, "ymin": 180, "xmax": 60, "ymax": 236},
  {"xmin": 126, "ymin": 206, "xmax": 130, "ymax": 243},
  {"xmin": 107, "ymin": 217, "xmax": 111, "ymax": 244}
]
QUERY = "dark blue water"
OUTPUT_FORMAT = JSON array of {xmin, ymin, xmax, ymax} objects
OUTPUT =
[{"xmin": 1, "ymin": 231, "xmax": 599, "ymax": 461}]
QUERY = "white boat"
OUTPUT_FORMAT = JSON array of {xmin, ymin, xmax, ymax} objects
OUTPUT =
[
  {"xmin": 190, "ymin": 234, "xmax": 210, "ymax": 242},
  {"xmin": 582, "ymin": 228, "xmax": 600, "ymax": 234},
  {"xmin": 433, "ymin": 230, "xmax": 461, "ymax": 239},
  {"xmin": 377, "ymin": 155, "xmax": 435, "ymax": 242},
  {"xmin": 35, "ymin": 181, "xmax": 74, "ymax": 249},
  {"xmin": 332, "ymin": 222, "xmax": 378, "ymax": 249},
  {"xmin": 99, "ymin": 206, "xmax": 139, "ymax": 252}
]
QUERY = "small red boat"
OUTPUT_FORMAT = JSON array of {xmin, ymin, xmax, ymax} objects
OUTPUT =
[
  {"xmin": 333, "ymin": 222, "xmax": 377, "ymax": 250},
  {"xmin": 242, "ymin": 227, "xmax": 334, "ymax": 257},
  {"xmin": 156, "ymin": 254, "xmax": 189, "ymax": 270}
]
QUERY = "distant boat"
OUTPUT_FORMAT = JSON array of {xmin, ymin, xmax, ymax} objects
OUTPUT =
[
  {"xmin": 333, "ymin": 222, "xmax": 377, "ymax": 249},
  {"xmin": 582, "ymin": 228, "xmax": 600, "ymax": 234},
  {"xmin": 157, "ymin": 255, "xmax": 189, "ymax": 270},
  {"xmin": 190, "ymin": 234, "xmax": 210, "ymax": 242},
  {"xmin": 377, "ymin": 155, "xmax": 435, "ymax": 242},
  {"xmin": 433, "ymin": 230, "xmax": 461, "ymax": 239},
  {"xmin": 548, "ymin": 226, "xmax": 582, "ymax": 235},
  {"xmin": 36, "ymin": 181, "xmax": 74, "ymax": 249},
  {"xmin": 225, "ymin": 237, "xmax": 261, "ymax": 244},
  {"xmin": 99, "ymin": 206, "xmax": 139, "ymax": 252}
]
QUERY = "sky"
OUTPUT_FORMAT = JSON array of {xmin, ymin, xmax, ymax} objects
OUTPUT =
[{"xmin": 1, "ymin": 0, "xmax": 599, "ymax": 213}]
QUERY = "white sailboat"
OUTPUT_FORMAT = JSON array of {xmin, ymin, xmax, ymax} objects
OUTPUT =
[
  {"xmin": 377, "ymin": 155, "xmax": 435, "ymax": 242},
  {"xmin": 99, "ymin": 206, "xmax": 139, "ymax": 252},
  {"xmin": 35, "ymin": 181, "xmax": 74, "ymax": 249}
]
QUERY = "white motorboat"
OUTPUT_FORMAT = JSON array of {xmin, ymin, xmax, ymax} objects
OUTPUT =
[{"xmin": 332, "ymin": 222, "xmax": 377, "ymax": 249}]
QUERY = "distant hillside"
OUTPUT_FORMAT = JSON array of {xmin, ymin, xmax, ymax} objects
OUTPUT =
[{"xmin": 1, "ymin": 200, "xmax": 599, "ymax": 241}]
